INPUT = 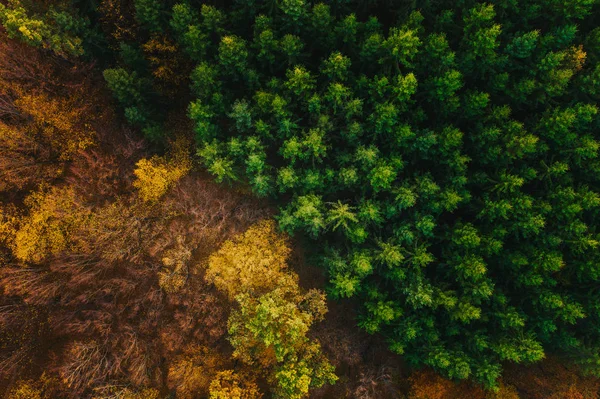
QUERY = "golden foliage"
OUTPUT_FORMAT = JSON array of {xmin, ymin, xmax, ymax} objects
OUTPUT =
[
  {"xmin": 133, "ymin": 156, "xmax": 186, "ymax": 202},
  {"xmin": 209, "ymin": 370, "xmax": 263, "ymax": 399},
  {"xmin": 121, "ymin": 388, "xmax": 160, "ymax": 399},
  {"xmin": 13, "ymin": 186, "xmax": 87, "ymax": 263},
  {"xmin": 299, "ymin": 289, "xmax": 329, "ymax": 322},
  {"xmin": 206, "ymin": 219, "xmax": 335, "ymax": 398},
  {"xmin": 158, "ymin": 236, "xmax": 191, "ymax": 293},
  {"xmin": 0, "ymin": 91, "xmax": 94, "ymax": 192},
  {"xmin": 0, "ymin": 37, "xmax": 97, "ymax": 193},
  {"xmin": 6, "ymin": 381, "xmax": 42, "ymax": 399},
  {"xmin": 0, "ymin": 203, "xmax": 18, "ymax": 248},
  {"xmin": 133, "ymin": 140, "xmax": 191, "ymax": 203},
  {"xmin": 566, "ymin": 45, "xmax": 587, "ymax": 72},
  {"xmin": 168, "ymin": 345, "xmax": 226, "ymax": 399},
  {"xmin": 6, "ymin": 374, "xmax": 63, "ymax": 399},
  {"xmin": 206, "ymin": 220, "xmax": 293, "ymax": 299},
  {"xmin": 14, "ymin": 92, "xmax": 95, "ymax": 160},
  {"xmin": 142, "ymin": 35, "xmax": 185, "ymax": 95}
]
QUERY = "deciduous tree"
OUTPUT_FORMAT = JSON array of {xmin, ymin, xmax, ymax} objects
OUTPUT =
[{"xmin": 205, "ymin": 220, "xmax": 291, "ymax": 299}]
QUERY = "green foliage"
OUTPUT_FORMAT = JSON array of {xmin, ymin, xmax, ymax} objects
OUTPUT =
[
  {"xmin": 0, "ymin": 0, "xmax": 88, "ymax": 56},
  {"xmin": 228, "ymin": 287, "xmax": 337, "ymax": 399},
  {"xmin": 134, "ymin": 0, "xmax": 163, "ymax": 33},
  {"xmin": 103, "ymin": 68, "xmax": 146, "ymax": 105},
  {"xmin": 279, "ymin": 195, "xmax": 325, "ymax": 238},
  {"xmin": 103, "ymin": 67, "xmax": 163, "ymax": 140},
  {"xmin": 219, "ymin": 35, "xmax": 249, "ymax": 77}
]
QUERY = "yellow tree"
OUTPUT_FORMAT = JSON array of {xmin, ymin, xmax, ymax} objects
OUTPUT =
[
  {"xmin": 120, "ymin": 389, "xmax": 160, "ymax": 399},
  {"xmin": 133, "ymin": 136, "xmax": 192, "ymax": 202},
  {"xmin": 0, "ymin": 91, "xmax": 95, "ymax": 193},
  {"xmin": 209, "ymin": 370, "xmax": 262, "ymax": 399},
  {"xmin": 0, "ymin": 35, "xmax": 97, "ymax": 193},
  {"xmin": 205, "ymin": 220, "xmax": 292, "ymax": 299},
  {"xmin": 7, "ymin": 374, "xmax": 66, "ymax": 399},
  {"xmin": 14, "ymin": 92, "xmax": 95, "ymax": 161},
  {"xmin": 12, "ymin": 186, "xmax": 88, "ymax": 263},
  {"xmin": 6, "ymin": 381, "xmax": 42, "ymax": 399},
  {"xmin": 205, "ymin": 220, "xmax": 336, "ymax": 398}
]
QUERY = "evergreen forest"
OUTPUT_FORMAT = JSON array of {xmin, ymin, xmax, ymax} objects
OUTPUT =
[{"xmin": 1, "ymin": 0, "xmax": 600, "ymax": 398}]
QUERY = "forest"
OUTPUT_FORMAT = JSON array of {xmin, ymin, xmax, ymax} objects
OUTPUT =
[{"xmin": 0, "ymin": 0, "xmax": 599, "ymax": 398}]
